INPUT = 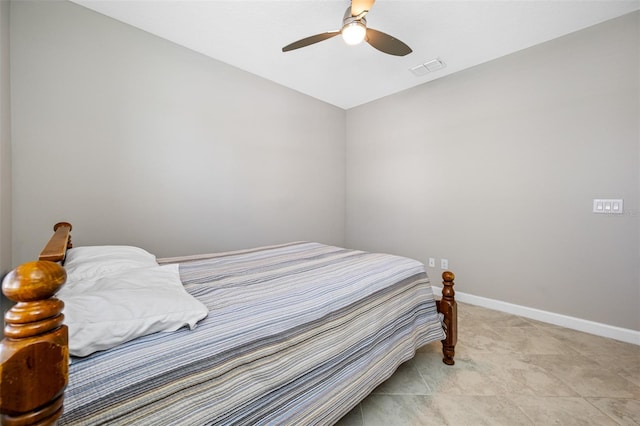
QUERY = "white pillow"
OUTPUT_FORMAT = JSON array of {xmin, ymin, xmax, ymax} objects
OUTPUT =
[
  {"xmin": 64, "ymin": 245, "xmax": 158, "ymax": 283},
  {"xmin": 57, "ymin": 264, "xmax": 209, "ymax": 357}
]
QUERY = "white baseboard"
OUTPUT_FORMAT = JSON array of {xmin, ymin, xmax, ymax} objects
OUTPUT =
[{"xmin": 431, "ymin": 285, "xmax": 640, "ymax": 346}]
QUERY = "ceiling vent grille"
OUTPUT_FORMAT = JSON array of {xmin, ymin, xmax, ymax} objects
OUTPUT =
[{"xmin": 410, "ymin": 58, "xmax": 446, "ymax": 76}]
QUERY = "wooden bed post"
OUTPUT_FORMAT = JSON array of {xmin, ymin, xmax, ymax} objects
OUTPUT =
[
  {"xmin": 0, "ymin": 262, "xmax": 68, "ymax": 425},
  {"xmin": 0, "ymin": 223, "xmax": 72, "ymax": 425},
  {"xmin": 439, "ymin": 271, "xmax": 457, "ymax": 365}
]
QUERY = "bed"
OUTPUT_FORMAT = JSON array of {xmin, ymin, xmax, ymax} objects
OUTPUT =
[{"xmin": 0, "ymin": 222, "xmax": 457, "ymax": 425}]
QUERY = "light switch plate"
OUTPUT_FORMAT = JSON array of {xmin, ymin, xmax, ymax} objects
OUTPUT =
[{"xmin": 593, "ymin": 199, "xmax": 623, "ymax": 214}]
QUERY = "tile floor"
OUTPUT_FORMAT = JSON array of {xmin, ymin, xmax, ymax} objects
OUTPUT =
[{"xmin": 335, "ymin": 302, "xmax": 640, "ymax": 425}]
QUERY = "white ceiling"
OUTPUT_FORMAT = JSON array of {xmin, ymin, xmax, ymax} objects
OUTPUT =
[{"xmin": 71, "ymin": 0, "xmax": 640, "ymax": 109}]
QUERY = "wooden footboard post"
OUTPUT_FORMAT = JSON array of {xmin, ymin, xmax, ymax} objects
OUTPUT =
[
  {"xmin": 439, "ymin": 271, "xmax": 457, "ymax": 365},
  {"xmin": 0, "ymin": 261, "xmax": 69, "ymax": 425}
]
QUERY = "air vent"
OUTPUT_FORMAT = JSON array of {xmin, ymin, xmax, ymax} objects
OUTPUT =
[
  {"xmin": 409, "ymin": 58, "xmax": 446, "ymax": 77},
  {"xmin": 409, "ymin": 64, "xmax": 429, "ymax": 76}
]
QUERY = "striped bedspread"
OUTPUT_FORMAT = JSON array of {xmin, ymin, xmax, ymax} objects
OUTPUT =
[{"xmin": 61, "ymin": 242, "xmax": 445, "ymax": 425}]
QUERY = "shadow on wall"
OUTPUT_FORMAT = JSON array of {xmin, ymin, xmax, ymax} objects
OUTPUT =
[
  {"xmin": 1, "ymin": 290, "xmax": 11, "ymax": 315},
  {"xmin": 0, "ymin": 271, "xmax": 13, "ymax": 320},
  {"xmin": 1, "ymin": 294, "xmax": 11, "ymax": 324}
]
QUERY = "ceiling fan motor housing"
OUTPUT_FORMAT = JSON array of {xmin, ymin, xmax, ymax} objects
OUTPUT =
[{"xmin": 343, "ymin": 6, "xmax": 367, "ymax": 27}]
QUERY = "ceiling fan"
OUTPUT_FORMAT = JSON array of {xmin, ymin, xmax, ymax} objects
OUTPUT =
[{"xmin": 282, "ymin": 0, "xmax": 412, "ymax": 57}]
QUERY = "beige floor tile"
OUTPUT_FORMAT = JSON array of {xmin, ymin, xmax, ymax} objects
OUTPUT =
[
  {"xmin": 470, "ymin": 353, "xmax": 579, "ymax": 397},
  {"xmin": 587, "ymin": 397, "xmax": 640, "ymax": 425},
  {"xmin": 433, "ymin": 395, "xmax": 533, "ymax": 425},
  {"xmin": 490, "ymin": 325, "xmax": 582, "ymax": 355},
  {"xmin": 415, "ymin": 350, "xmax": 578, "ymax": 397},
  {"xmin": 360, "ymin": 394, "xmax": 447, "ymax": 426},
  {"xmin": 341, "ymin": 303, "xmax": 640, "ymax": 426},
  {"xmin": 511, "ymin": 396, "xmax": 619, "ymax": 425},
  {"xmin": 371, "ymin": 359, "xmax": 432, "ymax": 395},
  {"xmin": 611, "ymin": 355, "xmax": 640, "ymax": 387},
  {"xmin": 528, "ymin": 354, "xmax": 640, "ymax": 399},
  {"xmin": 455, "ymin": 325, "xmax": 507, "ymax": 355},
  {"xmin": 540, "ymin": 325, "xmax": 640, "ymax": 361},
  {"xmin": 413, "ymin": 353, "xmax": 510, "ymax": 396},
  {"xmin": 458, "ymin": 303, "xmax": 536, "ymax": 328}
]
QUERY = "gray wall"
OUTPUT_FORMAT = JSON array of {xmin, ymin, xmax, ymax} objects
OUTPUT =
[
  {"xmin": 7, "ymin": 1, "xmax": 639, "ymax": 332},
  {"xmin": 1, "ymin": 0, "xmax": 12, "ymax": 314},
  {"xmin": 10, "ymin": 0, "xmax": 345, "ymax": 265},
  {"xmin": 346, "ymin": 12, "xmax": 639, "ymax": 331}
]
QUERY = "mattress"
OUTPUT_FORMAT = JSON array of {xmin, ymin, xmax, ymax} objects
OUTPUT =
[{"xmin": 60, "ymin": 242, "xmax": 445, "ymax": 425}]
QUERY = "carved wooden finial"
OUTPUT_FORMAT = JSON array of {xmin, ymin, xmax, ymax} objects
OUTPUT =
[
  {"xmin": 441, "ymin": 271, "xmax": 455, "ymax": 300},
  {"xmin": 1, "ymin": 261, "xmax": 68, "ymax": 425},
  {"xmin": 3, "ymin": 261, "xmax": 66, "ymax": 302},
  {"xmin": 53, "ymin": 222, "xmax": 72, "ymax": 233}
]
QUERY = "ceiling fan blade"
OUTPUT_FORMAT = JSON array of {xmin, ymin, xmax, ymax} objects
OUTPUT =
[
  {"xmin": 282, "ymin": 31, "xmax": 341, "ymax": 52},
  {"xmin": 365, "ymin": 28, "xmax": 412, "ymax": 56},
  {"xmin": 351, "ymin": 0, "xmax": 375, "ymax": 16}
]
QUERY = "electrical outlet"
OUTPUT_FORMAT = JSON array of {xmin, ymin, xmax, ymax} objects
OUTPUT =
[
  {"xmin": 428, "ymin": 258, "xmax": 435, "ymax": 267},
  {"xmin": 441, "ymin": 258, "xmax": 448, "ymax": 270}
]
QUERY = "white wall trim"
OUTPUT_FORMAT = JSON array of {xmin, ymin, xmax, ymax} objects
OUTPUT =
[{"xmin": 431, "ymin": 285, "xmax": 640, "ymax": 346}]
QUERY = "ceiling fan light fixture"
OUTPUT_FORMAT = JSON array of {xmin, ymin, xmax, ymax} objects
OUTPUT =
[
  {"xmin": 341, "ymin": 21, "xmax": 366, "ymax": 45},
  {"xmin": 282, "ymin": 0, "xmax": 412, "ymax": 56}
]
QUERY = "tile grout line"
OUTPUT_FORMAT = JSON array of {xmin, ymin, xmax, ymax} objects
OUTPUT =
[{"xmin": 582, "ymin": 397, "xmax": 627, "ymax": 426}]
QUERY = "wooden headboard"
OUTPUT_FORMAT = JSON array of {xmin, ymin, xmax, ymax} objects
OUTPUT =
[
  {"xmin": 0, "ymin": 223, "xmax": 72, "ymax": 425},
  {"xmin": 38, "ymin": 222, "xmax": 73, "ymax": 263}
]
